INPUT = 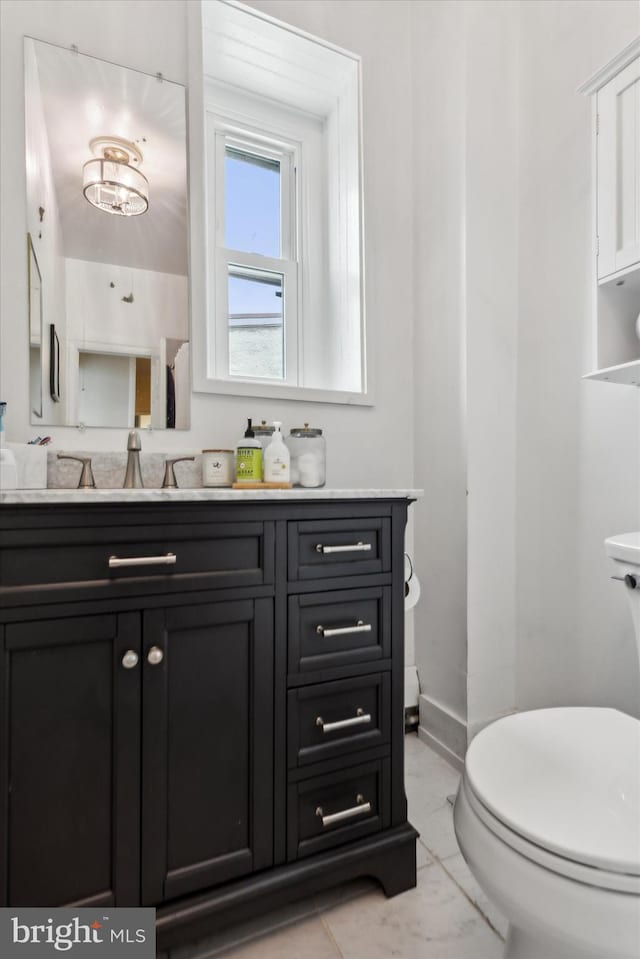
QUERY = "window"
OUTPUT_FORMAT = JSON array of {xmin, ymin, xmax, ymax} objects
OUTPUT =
[
  {"xmin": 192, "ymin": 0, "xmax": 368, "ymax": 403},
  {"xmin": 210, "ymin": 129, "xmax": 299, "ymax": 385}
]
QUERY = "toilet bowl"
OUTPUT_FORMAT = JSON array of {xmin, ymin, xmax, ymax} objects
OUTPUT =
[{"xmin": 453, "ymin": 533, "xmax": 640, "ymax": 959}]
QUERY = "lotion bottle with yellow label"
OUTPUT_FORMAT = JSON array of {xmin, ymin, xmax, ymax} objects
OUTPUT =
[{"xmin": 235, "ymin": 418, "xmax": 262, "ymax": 483}]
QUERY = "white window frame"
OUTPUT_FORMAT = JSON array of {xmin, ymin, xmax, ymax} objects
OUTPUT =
[
  {"xmin": 209, "ymin": 123, "xmax": 300, "ymax": 386},
  {"xmin": 189, "ymin": 0, "xmax": 371, "ymax": 405}
]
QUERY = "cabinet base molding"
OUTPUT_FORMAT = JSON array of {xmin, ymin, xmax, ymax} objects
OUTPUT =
[{"xmin": 156, "ymin": 823, "xmax": 418, "ymax": 951}]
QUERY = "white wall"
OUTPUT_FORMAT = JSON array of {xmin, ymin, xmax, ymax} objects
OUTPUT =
[
  {"xmin": 414, "ymin": 0, "xmax": 640, "ymax": 760},
  {"xmin": 412, "ymin": 0, "xmax": 519, "ymax": 753},
  {"xmin": 411, "ymin": 1, "xmax": 469, "ymax": 758},
  {"xmin": 0, "ymin": 0, "xmax": 416, "ymax": 497},
  {"xmin": 64, "ymin": 259, "xmax": 188, "ymax": 350},
  {"xmin": 465, "ymin": 0, "xmax": 519, "ymax": 740},
  {"xmin": 516, "ymin": 0, "xmax": 640, "ymax": 718}
]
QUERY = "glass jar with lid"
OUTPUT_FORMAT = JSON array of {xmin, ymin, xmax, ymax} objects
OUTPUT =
[
  {"xmin": 253, "ymin": 421, "xmax": 275, "ymax": 450},
  {"xmin": 286, "ymin": 424, "xmax": 326, "ymax": 488}
]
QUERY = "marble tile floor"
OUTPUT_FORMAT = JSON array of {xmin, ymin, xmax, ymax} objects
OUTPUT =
[{"xmin": 167, "ymin": 734, "xmax": 508, "ymax": 959}]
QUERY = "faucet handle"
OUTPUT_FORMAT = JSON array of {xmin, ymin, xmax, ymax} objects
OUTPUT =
[
  {"xmin": 57, "ymin": 454, "xmax": 96, "ymax": 489},
  {"xmin": 162, "ymin": 456, "xmax": 195, "ymax": 489}
]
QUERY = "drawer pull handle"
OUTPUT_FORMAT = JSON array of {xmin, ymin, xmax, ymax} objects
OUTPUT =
[
  {"xmin": 316, "ymin": 620, "xmax": 372, "ymax": 638},
  {"xmin": 316, "ymin": 708, "xmax": 371, "ymax": 733},
  {"xmin": 122, "ymin": 650, "xmax": 139, "ymax": 669},
  {"xmin": 315, "ymin": 794, "xmax": 371, "ymax": 827},
  {"xmin": 315, "ymin": 541, "xmax": 372, "ymax": 555},
  {"xmin": 109, "ymin": 552, "xmax": 177, "ymax": 569}
]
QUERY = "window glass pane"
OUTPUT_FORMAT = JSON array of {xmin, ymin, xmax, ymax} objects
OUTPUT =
[
  {"xmin": 225, "ymin": 147, "xmax": 280, "ymax": 257},
  {"xmin": 228, "ymin": 267, "xmax": 284, "ymax": 379}
]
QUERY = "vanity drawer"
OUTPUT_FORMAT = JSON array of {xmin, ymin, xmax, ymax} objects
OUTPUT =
[
  {"xmin": 288, "ymin": 674, "xmax": 390, "ymax": 769},
  {"xmin": 288, "ymin": 759, "xmax": 389, "ymax": 860},
  {"xmin": 0, "ymin": 521, "xmax": 274, "ymax": 595},
  {"xmin": 288, "ymin": 518, "xmax": 390, "ymax": 581},
  {"xmin": 288, "ymin": 587, "xmax": 391, "ymax": 675}
]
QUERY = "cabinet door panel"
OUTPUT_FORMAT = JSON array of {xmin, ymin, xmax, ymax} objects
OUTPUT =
[
  {"xmin": 1, "ymin": 614, "xmax": 140, "ymax": 907},
  {"xmin": 142, "ymin": 599, "xmax": 274, "ymax": 905},
  {"xmin": 597, "ymin": 58, "xmax": 640, "ymax": 278}
]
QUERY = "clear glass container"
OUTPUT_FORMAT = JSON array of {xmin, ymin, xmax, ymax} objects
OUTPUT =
[
  {"xmin": 286, "ymin": 424, "xmax": 325, "ymax": 488},
  {"xmin": 253, "ymin": 421, "xmax": 275, "ymax": 450}
]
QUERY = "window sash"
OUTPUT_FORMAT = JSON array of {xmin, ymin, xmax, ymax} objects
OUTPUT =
[{"xmin": 213, "ymin": 249, "xmax": 298, "ymax": 386}]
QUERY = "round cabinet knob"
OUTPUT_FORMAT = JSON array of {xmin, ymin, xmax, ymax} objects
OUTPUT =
[
  {"xmin": 122, "ymin": 650, "xmax": 139, "ymax": 669},
  {"xmin": 625, "ymin": 574, "xmax": 638, "ymax": 590},
  {"xmin": 147, "ymin": 646, "xmax": 164, "ymax": 666}
]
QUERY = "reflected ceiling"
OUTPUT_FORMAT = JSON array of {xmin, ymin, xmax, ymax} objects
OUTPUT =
[{"xmin": 31, "ymin": 41, "xmax": 188, "ymax": 276}]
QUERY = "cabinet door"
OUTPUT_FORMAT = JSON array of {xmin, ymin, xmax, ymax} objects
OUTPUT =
[
  {"xmin": 0, "ymin": 614, "xmax": 141, "ymax": 907},
  {"xmin": 141, "ymin": 599, "xmax": 274, "ymax": 904},
  {"xmin": 597, "ymin": 57, "xmax": 640, "ymax": 278}
]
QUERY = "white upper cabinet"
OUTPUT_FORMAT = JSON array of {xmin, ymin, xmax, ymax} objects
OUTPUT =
[
  {"xmin": 597, "ymin": 55, "xmax": 640, "ymax": 280},
  {"xmin": 580, "ymin": 38, "xmax": 640, "ymax": 385}
]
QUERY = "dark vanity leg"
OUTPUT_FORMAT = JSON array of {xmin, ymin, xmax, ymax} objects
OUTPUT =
[{"xmin": 371, "ymin": 831, "xmax": 418, "ymax": 898}]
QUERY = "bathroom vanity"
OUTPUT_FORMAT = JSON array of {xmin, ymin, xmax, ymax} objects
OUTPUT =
[{"xmin": 0, "ymin": 490, "xmax": 417, "ymax": 950}]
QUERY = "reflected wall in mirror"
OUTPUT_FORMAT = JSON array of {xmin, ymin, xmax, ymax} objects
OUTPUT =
[
  {"xmin": 27, "ymin": 233, "xmax": 43, "ymax": 419},
  {"xmin": 24, "ymin": 38, "xmax": 190, "ymax": 429}
]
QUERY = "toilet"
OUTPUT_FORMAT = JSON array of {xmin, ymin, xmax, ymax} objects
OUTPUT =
[{"xmin": 453, "ymin": 533, "xmax": 640, "ymax": 959}]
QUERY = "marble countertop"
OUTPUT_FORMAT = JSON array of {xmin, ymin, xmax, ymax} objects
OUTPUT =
[{"xmin": 0, "ymin": 488, "xmax": 422, "ymax": 505}]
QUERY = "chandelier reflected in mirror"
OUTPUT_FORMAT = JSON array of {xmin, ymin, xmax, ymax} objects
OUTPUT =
[{"xmin": 82, "ymin": 136, "xmax": 149, "ymax": 216}]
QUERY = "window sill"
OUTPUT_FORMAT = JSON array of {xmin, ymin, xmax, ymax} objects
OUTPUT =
[{"xmin": 192, "ymin": 374, "xmax": 374, "ymax": 407}]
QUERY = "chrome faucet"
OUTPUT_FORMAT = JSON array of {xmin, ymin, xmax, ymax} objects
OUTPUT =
[
  {"xmin": 57, "ymin": 454, "xmax": 96, "ymax": 489},
  {"xmin": 123, "ymin": 430, "xmax": 144, "ymax": 488}
]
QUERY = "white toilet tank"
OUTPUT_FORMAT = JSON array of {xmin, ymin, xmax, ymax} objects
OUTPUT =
[{"xmin": 605, "ymin": 532, "xmax": 640, "ymax": 667}]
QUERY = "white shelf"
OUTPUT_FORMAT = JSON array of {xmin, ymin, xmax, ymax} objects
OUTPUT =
[
  {"xmin": 583, "ymin": 359, "xmax": 640, "ymax": 386},
  {"xmin": 598, "ymin": 262, "xmax": 640, "ymax": 291}
]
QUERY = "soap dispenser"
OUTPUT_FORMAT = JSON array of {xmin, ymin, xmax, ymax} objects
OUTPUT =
[
  {"xmin": 264, "ymin": 421, "xmax": 290, "ymax": 483},
  {"xmin": 0, "ymin": 402, "xmax": 18, "ymax": 490},
  {"xmin": 235, "ymin": 418, "xmax": 263, "ymax": 483}
]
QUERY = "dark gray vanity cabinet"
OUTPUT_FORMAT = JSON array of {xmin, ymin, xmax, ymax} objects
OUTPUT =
[{"xmin": 0, "ymin": 498, "xmax": 416, "ymax": 950}]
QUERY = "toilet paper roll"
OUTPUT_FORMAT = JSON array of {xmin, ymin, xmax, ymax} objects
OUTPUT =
[{"xmin": 404, "ymin": 572, "xmax": 421, "ymax": 610}]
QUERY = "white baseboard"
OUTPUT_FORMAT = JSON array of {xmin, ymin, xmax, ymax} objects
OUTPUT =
[{"xmin": 418, "ymin": 694, "xmax": 467, "ymax": 771}]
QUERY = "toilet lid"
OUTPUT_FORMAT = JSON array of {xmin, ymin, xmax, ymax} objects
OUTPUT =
[{"xmin": 465, "ymin": 707, "xmax": 640, "ymax": 876}]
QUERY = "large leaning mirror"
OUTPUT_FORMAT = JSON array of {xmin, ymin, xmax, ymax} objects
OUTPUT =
[{"xmin": 24, "ymin": 38, "xmax": 189, "ymax": 429}]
